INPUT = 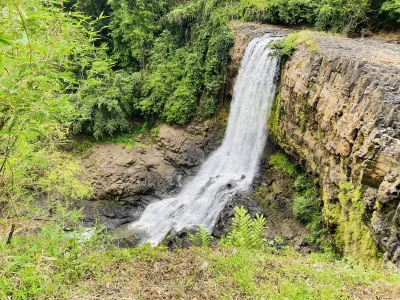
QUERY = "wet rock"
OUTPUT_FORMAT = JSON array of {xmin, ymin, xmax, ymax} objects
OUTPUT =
[{"xmin": 162, "ymin": 228, "xmax": 196, "ymax": 250}]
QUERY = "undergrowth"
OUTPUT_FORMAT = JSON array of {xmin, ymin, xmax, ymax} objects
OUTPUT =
[
  {"xmin": 1, "ymin": 207, "xmax": 399, "ymax": 299},
  {"xmin": 94, "ymin": 123, "xmax": 148, "ymax": 149},
  {"xmin": 269, "ymin": 151, "xmax": 331, "ymax": 251},
  {"xmin": 221, "ymin": 206, "xmax": 266, "ymax": 249},
  {"xmin": 190, "ymin": 226, "xmax": 213, "ymax": 247},
  {"xmin": 0, "ymin": 145, "xmax": 93, "ymax": 218},
  {"xmin": 0, "ymin": 223, "xmax": 108, "ymax": 299}
]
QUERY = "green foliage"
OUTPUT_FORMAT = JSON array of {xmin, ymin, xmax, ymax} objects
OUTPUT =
[
  {"xmin": 94, "ymin": 124, "xmax": 147, "ymax": 148},
  {"xmin": 108, "ymin": 0, "xmax": 169, "ymax": 70},
  {"xmin": 293, "ymin": 174, "xmax": 319, "ymax": 223},
  {"xmin": 268, "ymin": 151, "xmax": 331, "ymax": 250},
  {"xmin": 222, "ymin": 207, "xmax": 266, "ymax": 249},
  {"xmin": 231, "ymin": 0, "xmax": 400, "ymax": 33},
  {"xmin": 0, "ymin": 0, "xmax": 94, "ymax": 212},
  {"xmin": 66, "ymin": 0, "xmax": 110, "ymax": 20},
  {"xmin": 0, "ymin": 0, "xmax": 79, "ymax": 165},
  {"xmin": 380, "ymin": 0, "xmax": 400, "ymax": 28},
  {"xmin": 208, "ymin": 247, "xmax": 400, "ymax": 299},
  {"xmin": 268, "ymin": 235, "xmax": 287, "ymax": 248},
  {"xmin": 2, "ymin": 231, "xmax": 398, "ymax": 299},
  {"xmin": 62, "ymin": 0, "xmax": 400, "ymax": 140},
  {"xmin": 0, "ymin": 145, "xmax": 93, "ymax": 216},
  {"xmin": 138, "ymin": 2, "xmax": 234, "ymax": 123},
  {"xmin": 315, "ymin": 0, "xmax": 371, "ymax": 34},
  {"xmin": 269, "ymin": 151, "xmax": 298, "ymax": 178},
  {"xmin": 270, "ymin": 31, "xmax": 321, "ymax": 58},
  {"xmin": 291, "ymin": 170, "xmax": 332, "ymax": 250},
  {"xmin": 190, "ymin": 226, "xmax": 213, "ymax": 247},
  {"xmin": 269, "ymin": 35, "xmax": 298, "ymax": 57},
  {"xmin": 140, "ymin": 35, "xmax": 202, "ymax": 123},
  {"xmin": 65, "ymin": 0, "xmax": 111, "ymax": 40},
  {"xmin": 150, "ymin": 126, "xmax": 161, "ymax": 142},
  {"xmin": 72, "ymin": 58, "xmax": 142, "ymax": 139},
  {"xmin": 238, "ymin": 0, "xmax": 318, "ymax": 25},
  {"xmin": 0, "ymin": 223, "xmax": 109, "ymax": 299}
]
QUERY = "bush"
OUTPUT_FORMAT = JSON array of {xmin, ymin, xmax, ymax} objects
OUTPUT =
[
  {"xmin": 72, "ymin": 58, "xmax": 142, "ymax": 139},
  {"xmin": 379, "ymin": 0, "xmax": 400, "ymax": 29},
  {"xmin": 270, "ymin": 31, "xmax": 320, "ymax": 58},
  {"xmin": 315, "ymin": 0, "xmax": 371, "ymax": 34},
  {"xmin": 238, "ymin": 0, "xmax": 317, "ymax": 25},
  {"xmin": 293, "ymin": 174, "xmax": 319, "ymax": 223},
  {"xmin": 269, "ymin": 34, "xmax": 298, "ymax": 57},
  {"xmin": 268, "ymin": 152, "xmax": 331, "ymax": 250}
]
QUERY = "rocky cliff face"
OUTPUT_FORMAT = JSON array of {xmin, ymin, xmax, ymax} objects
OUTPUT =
[
  {"xmin": 270, "ymin": 35, "xmax": 400, "ymax": 263},
  {"xmin": 230, "ymin": 23, "xmax": 400, "ymax": 264}
]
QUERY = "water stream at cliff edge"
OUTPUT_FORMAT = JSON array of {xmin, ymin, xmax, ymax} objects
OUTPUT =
[{"xmin": 129, "ymin": 35, "xmax": 281, "ymax": 245}]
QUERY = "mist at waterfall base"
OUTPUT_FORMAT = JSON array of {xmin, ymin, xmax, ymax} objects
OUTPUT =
[{"xmin": 129, "ymin": 35, "xmax": 280, "ymax": 245}]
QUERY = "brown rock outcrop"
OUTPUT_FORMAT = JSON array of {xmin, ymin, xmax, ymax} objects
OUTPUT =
[
  {"xmin": 81, "ymin": 121, "xmax": 224, "ymax": 228},
  {"xmin": 229, "ymin": 23, "xmax": 400, "ymax": 264},
  {"xmin": 269, "ymin": 36, "xmax": 400, "ymax": 264}
]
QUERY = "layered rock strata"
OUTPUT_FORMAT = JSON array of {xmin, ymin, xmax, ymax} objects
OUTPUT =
[
  {"xmin": 230, "ymin": 23, "xmax": 400, "ymax": 264},
  {"xmin": 272, "ymin": 35, "xmax": 400, "ymax": 263}
]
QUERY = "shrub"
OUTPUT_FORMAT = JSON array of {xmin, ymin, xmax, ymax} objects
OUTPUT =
[
  {"xmin": 270, "ymin": 31, "xmax": 320, "ymax": 58},
  {"xmin": 293, "ymin": 194, "xmax": 319, "ymax": 223},
  {"xmin": 72, "ymin": 59, "xmax": 143, "ymax": 139},
  {"xmin": 379, "ymin": 0, "xmax": 400, "ymax": 29},
  {"xmin": 269, "ymin": 34, "xmax": 298, "ymax": 57},
  {"xmin": 315, "ymin": 0, "xmax": 371, "ymax": 34},
  {"xmin": 292, "ymin": 171, "xmax": 320, "ymax": 228}
]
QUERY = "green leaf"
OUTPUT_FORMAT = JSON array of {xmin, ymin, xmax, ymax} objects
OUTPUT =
[
  {"xmin": 18, "ymin": 134, "xmax": 27, "ymax": 153},
  {"xmin": 0, "ymin": 33, "xmax": 15, "ymax": 46}
]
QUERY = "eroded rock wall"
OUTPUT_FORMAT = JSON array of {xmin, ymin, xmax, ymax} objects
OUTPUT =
[
  {"xmin": 229, "ymin": 23, "xmax": 400, "ymax": 264},
  {"xmin": 81, "ymin": 121, "xmax": 225, "ymax": 229},
  {"xmin": 270, "ymin": 36, "xmax": 400, "ymax": 264}
]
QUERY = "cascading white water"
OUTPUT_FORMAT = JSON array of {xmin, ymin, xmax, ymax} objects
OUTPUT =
[{"xmin": 129, "ymin": 35, "xmax": 280, "ymax": 245}]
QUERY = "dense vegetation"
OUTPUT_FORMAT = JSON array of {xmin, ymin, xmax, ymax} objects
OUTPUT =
[{"xmin": 1, "ymin": 0, "xmax": 399, "ymax": 297}]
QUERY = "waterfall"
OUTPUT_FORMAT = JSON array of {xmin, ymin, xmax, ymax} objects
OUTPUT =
[{"xmin": 129, "ymin": 35, "xmax": 280, "ymax": 245}]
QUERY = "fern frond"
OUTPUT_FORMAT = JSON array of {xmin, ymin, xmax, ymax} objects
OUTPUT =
[
  {"xmin": 190, "ymin": 226, "xmax": 213, "ymax": 247},
  {"xmin": 222, "ymin": 206, "xmax": 266, "ymax": 249}
]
